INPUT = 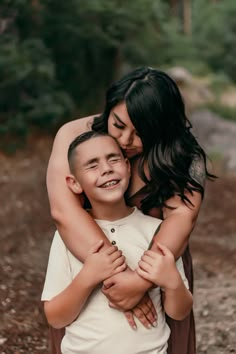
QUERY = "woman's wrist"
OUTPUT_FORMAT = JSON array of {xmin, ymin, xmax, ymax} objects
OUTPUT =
[{"xmin": 133, "ymin": 268, "xmax": 153, "ymax": 291}]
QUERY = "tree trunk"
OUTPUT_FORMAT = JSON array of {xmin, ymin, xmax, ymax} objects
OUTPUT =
[
  {"xmin": 183, "ymin": 0, "xmax": 192, "ymax": 36},
  {"xmin": 169, "ymin": 0, "xmax": 178, "ymax": 17}
]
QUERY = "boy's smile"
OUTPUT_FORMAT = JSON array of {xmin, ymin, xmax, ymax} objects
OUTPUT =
[{"xmin": 98, "ymin": 179, "xmax": 120, "ymax": 189}]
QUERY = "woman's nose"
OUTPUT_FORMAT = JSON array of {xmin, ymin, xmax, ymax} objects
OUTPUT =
[{"xmin": 120, "ymin": 132, "xmax": 132, "ymax": 147}]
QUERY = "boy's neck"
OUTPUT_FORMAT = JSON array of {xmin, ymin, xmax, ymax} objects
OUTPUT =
[{"xmin": 89, "ymin": 200, "xmax": 133, "ymax": 221}]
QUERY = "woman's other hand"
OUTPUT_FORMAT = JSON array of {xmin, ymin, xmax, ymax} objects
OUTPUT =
[{"xmin": 109, "ymin": 293, "xmax": 157, "ymax": 330}]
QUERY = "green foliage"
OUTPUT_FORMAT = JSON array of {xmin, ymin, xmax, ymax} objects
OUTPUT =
[
  {"xmin": 193, "ymin": 0, "xmax": 236, "ymax": 81},
  {"xmin": 0, "ymin": 34, "xmax": 75, "ymax": 138},
  {"xmin": 42, "ymin": 0, "xmax": 162, "ymax": 106},
  {"xmin": 1, "ymin": 0, "xmax": 236, "ymax": 152},
  {"xmin": 156, "ymin": 19, "xmax": 196, "ymax": 66}
]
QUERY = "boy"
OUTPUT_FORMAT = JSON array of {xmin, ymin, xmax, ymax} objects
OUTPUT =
[{"xmin": 41, "ymin": 131, "xmax": 193, "ymax": 354}]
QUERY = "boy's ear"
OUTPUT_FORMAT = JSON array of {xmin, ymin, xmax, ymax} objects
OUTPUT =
[{"xmin": 66, "ymin": 175, "xmax": 83, "ymax": 194}]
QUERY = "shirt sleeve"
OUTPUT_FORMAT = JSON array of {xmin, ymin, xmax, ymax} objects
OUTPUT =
[{"xmin": 41, "ymin": 231, "xmax": 72, "ymax": 301}]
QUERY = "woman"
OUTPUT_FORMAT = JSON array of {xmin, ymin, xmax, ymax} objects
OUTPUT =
[{"xmin": 47, "ymin": 67, "xmax": 215, "ymax": 354}]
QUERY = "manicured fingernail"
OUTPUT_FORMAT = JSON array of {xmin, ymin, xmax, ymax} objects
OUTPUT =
[
  {"xmin": 148, "ymin": 324, "xmax": 152, "ymax": 329},
  {"xmin": 132, "ymin": 325, "xmax": 137, "ymax": 330},
  {"xmin": 152, "ymin": 321, "xmax": 157, "ymax": 327}
]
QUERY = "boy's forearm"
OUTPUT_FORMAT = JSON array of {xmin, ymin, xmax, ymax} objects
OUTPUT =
[
  {"xmin": 44, "ymin": 270, "xmax": 95, "ymax": 329},
  {"xmin": 163, "ymin": 279, "xmax": 193, "ymax": 320}
]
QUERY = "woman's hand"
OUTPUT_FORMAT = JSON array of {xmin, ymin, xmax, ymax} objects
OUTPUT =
[
  {"xmin": 109, "ymin": 293, "xmax": 157, "ymax": 330},
  {"xmin": 102, "ymin": 268, "xmax": 152, "ymax": 310},
  {"xmin": 127, "ymin": 293, "xmax": 157, "ymax": 329}
]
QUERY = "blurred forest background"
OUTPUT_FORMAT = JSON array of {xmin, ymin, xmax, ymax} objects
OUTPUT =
[
  {"xmin": 1, "ymin": 0, "xmax": 236, "ymax": 150},
  {"xmin": 1, "ymin": 1, "xmax": 236, "ymax": 353}
]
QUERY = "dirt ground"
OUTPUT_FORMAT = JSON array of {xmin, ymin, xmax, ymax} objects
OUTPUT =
[{"xmin": 0, "ymin": 137, "xmax": 235, "ymax": 354}]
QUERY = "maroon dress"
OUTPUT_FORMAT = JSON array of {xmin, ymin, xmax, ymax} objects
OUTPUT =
[{"xmin": 48, "ymin": 189, "xmax": 196, "ymax": 354}]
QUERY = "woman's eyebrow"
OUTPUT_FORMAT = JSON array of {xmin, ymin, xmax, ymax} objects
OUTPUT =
[{"xmin": 113, "ymin": 112, "xmax": 126, "ymax": 126}]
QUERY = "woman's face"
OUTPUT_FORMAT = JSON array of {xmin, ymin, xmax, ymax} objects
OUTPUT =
[{"xmin": 107, "ymin": 102, "xmax": 143, "ymax": 159}]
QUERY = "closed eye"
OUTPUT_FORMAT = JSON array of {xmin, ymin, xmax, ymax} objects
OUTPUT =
[
  {"xmin": 86, "ymin": 164, "xmax": 98, "ymax": 170},
  {"xmin": 113, "ymin": 122, "xmax": 124, "ymax": 130},
  {"xmin": 109, "ymin": 157, "xmax": 121, "ymax": 163},
  {"xmin": 112, "ymin": 113, "xmax": 126, "ymax": 130}
]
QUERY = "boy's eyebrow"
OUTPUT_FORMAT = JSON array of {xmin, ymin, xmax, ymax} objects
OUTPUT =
[
  {"xmin": 107, "ymin": 152, "xmax": 122, "ymax": 159},
  {"xmin": 113, "ymin": 112, "xmax": 126, "ymax": 126}
]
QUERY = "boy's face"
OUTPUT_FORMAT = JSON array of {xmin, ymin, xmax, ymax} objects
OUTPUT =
[{"xmin": 67, "ymin": 136, "xmax": 131, "ymax": 206}]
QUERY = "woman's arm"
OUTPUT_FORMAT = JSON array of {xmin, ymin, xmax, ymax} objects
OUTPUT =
[
  {"xmin": 151, "ymin": 189, "xmax": 202, "ymax": 259},
  {"xmin": 150, "ymin": 153, "xmax": 206, "ymax": 259},
  {"xmin": 46, "ymin": 117, "xmax": 112, "ymax": 261}
]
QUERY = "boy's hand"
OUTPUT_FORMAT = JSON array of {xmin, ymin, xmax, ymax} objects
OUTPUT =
[
  {"xmin": 136, "ymin": 242, "xmax": 182, "ymax": 290},
  {"xmin": 82, "ymin": 240, "xmax": 126, "ymax": 287}
]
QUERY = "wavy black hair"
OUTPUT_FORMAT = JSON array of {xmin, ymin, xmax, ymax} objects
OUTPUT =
[{"xmin": 92, "ymin": 67, "xmax": 215, "ymax": 212}]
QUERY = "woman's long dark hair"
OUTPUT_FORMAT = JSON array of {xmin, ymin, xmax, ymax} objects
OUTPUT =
[{"xmin": 92, "ymin": 67, "xmax": 215, "ymax": 212}]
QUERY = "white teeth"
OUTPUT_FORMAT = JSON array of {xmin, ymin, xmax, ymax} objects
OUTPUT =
[{"xmin": 101, "ymin": 180, "xmax": 118, "ymax": 188}]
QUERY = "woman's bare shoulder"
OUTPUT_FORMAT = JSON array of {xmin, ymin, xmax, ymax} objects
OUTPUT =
[{"xmin": 55, "ymin": 114, "xmax": 99, "ymax": 143}]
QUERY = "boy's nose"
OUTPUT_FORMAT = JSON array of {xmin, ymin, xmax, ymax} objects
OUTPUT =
[{"xmin": 100, "ymin": 161, "xmax": 113, "ymax": 175}]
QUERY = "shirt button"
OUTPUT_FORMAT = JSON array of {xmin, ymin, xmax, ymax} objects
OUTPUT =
[
  {"xmin": 111, "ymin": 240, "xmax": 116, "ymax": 245},
  {"xmin": 111, "ymin": 228, "xmax": 115, "ymax": 233}
]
